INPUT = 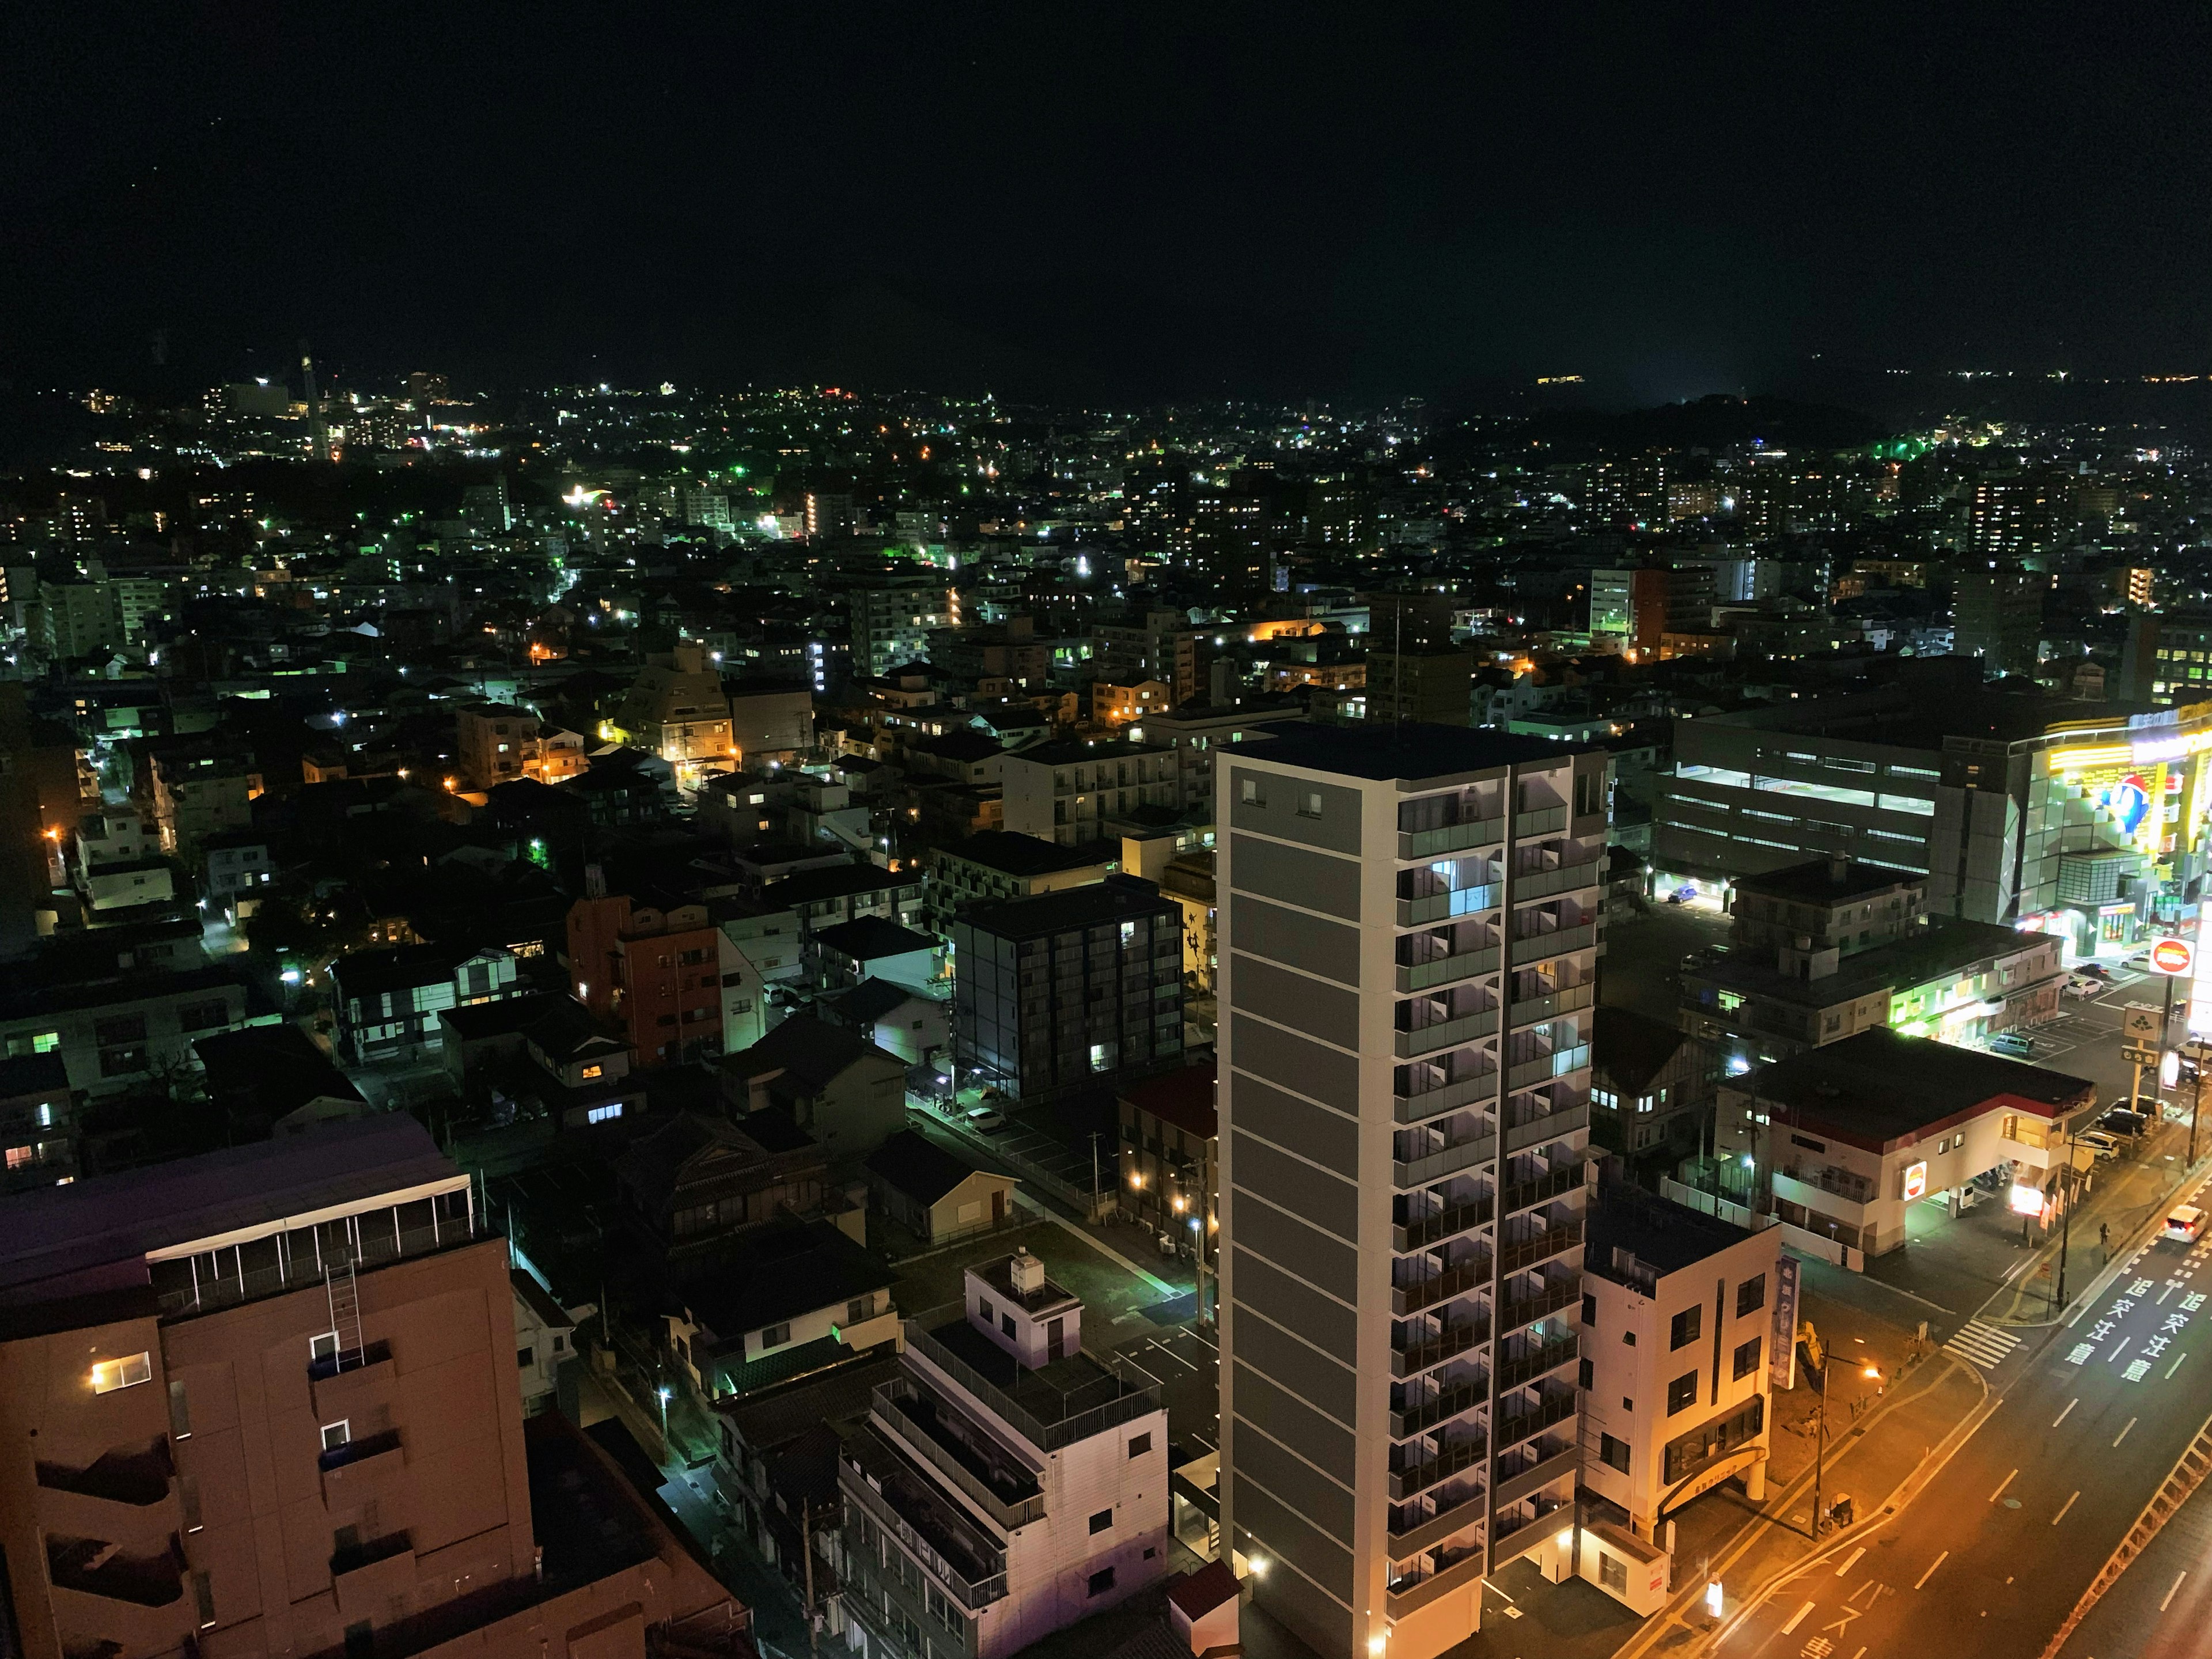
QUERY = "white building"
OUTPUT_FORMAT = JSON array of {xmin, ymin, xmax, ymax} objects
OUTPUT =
[
  {"xmin": 1216, "ymin": 722, "xmax": 1609, "ymax": 1659},
  {"xmin": 999, "ymin": 739, "xmax": 1176, "ymax": 847},
  {"xmin": 1578, "ymin": 1186, "xmax": 1784, "ymax": 1543},
  {"xmin": 835, "ymin": 1250, "xmax": 1168, "ymax": 1659}
]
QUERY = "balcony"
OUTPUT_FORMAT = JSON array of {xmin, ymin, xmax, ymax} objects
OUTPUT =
[
  {"xmin": 1494, "ymin": 1334, "xmax": 1580, "ymax": 1393},
  {"xmin": 1389, "ymin": 1434, "xmax": 1489, "ymax": 1501},
  {"xmin": 1508, "ymin": 982, "xmax": 1596, "ymax": 1030},
  {"xmin": 1510, "ymin": 857, "xmax": 1601, "ymax": 903},
  {"xmin": 1495, "ymin": 1391, "xmax": 1578, "ymax": 1453},
  {"xmin": 332, "ymin": 1532, "xmax": 415, "ymax": 1619},
  {"xmin": 1391, "ymin": 1317, "xmax": 1490, "ymax": 1380},
  {"xmin": 36, "ymin": 1440, "xmax": 174, "ymax": 1508},
  {"xmin": 1500, "ymin": 1162, "xmax": 1584, "ymax": 1217},
  {"xmin": 1506, "ymin": 1045, "xmax": 1590, "ymax": 1092},
  {"xmin": 1497, "ymin": 1278, "xmax": 1581, "ymax": 1337},
  {"xmin": 1513, "ymin": 806, "xmax": 1567, "ymax": 837},
  {"xmin": 1395, "ymin": 1007, "xmax": 1499, "ymax": 1059},
  {"xmin": 1388, "ymin": 1548, "xmax": 1488, "ymax": 1622},
  {"xmin": 153, "ymin": 1210, "xmax": 489, "ymax": 1320},
  {"xmin": 1494, "ymin": 1443, "xmax": 1580, "ymax": 1509},
  {"xmin": 1391, "ymin": 1373, "xmax": 1487, "ymax": 1440},
  {"xmin": 1506, "ymin": 923, "xmax": 1596, "ymax": 966},
  {"xmin": 1504, "ymin": 1100, "xmax": 1588, "ymax": 1154},
  {"xmin": 1392, "ymin": 1255, "xmax": 1492, "ymax": 1317},
  {"xmin": 1393, "ymin": 1070, "xmax": 1499, "ymax": 1124},
  {"xmin": 1397, "ymin": 886, "xmax": 1500, "ymax": 927},
  {"xmin": 319, "ymin": 1430, "xmax": 405, "ymax": 1506},
  {"xmin": 840, "ymin": 1426, "xmax": 1009, "ymax": 1609},
  {"xmin": 44, "ymin": 1533, "xmax": 183, "ymax": 1608},
  {"xmin": 1393, "ymin": 1130, "xmax": 1498, "ymax": 1188},
  {"xmin": 1397, "ymin": 819, "xmax": 1504, "ymax": 861},
  {"xmin": 1498, "ymin": 1222, "xmax": 1582, "ymax": 1278},
  {"xmin": 872, "ymin": 1381, "xmax": 1046, "ymax": 1533},
  {"xmin": 1395, "ymin": 946, "xmax": 1499, "ymax": 994},
  {"xmin": 1394, "ymin": 1192, "xmax": 1494, "ymax": 1252},
  {"xmin": 1387, "ymin": 1488, "xmax": 1488, "ymax": 1557}
]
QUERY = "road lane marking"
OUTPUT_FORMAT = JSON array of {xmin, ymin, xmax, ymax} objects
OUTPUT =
[
  {"xmin": 2115, "ymin": 1418, "xmax": 2138, "ymax": 1446},
  {"xmin": 1916, "ymin": 1552, "xmax": 1949, "ymax": 1589},
  {"xmin": 1990, "ymin": 1469, "xmax": 2018, "ymax": 1502},
  {"xmin": 2054, "ymin": 1398, "xmax": 2078, "ymax": 1426},
  {"xmin": 1147, "ymin": 1340, "xmax": 1199, "ymax": 1371},
  {"xmin": 1835, "ymin": 1546, "xmax": 1865, "ymax": 1576},
  {"xmin": 2171, "ymin": 1350, "xmax": 2190, "ymax": 1378},
  {"xmin": 2109, "ymin": 1338, "xmax": 2134, "ymax": 1362},
  {"xmin": 2162, "ymin": 1571, "xmax": 2189, "ymax": 1612},
  {"xmin": 2160, "ymin": 1283, "xmax": 2178, "ymax": 1305},
  {"xmin": 1779, "ymin": 1600, "xmax": 1815, "ymax": 1634},
  {"xmin": 2053, "ymin": 1490, "xmax": 2081, "ymax": 1525}
]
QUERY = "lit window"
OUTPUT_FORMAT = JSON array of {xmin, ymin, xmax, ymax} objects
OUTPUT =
[
  {"xmin": 4, "ymin": 1145, "xmax": 30, "ymax": 1169},
  {"xmin": 586, "ymin": 1103, "xmax": 623, "ymax": 1124},
  {"xmin": 92, "ymin": 1353, "xmax": 153, "ymax": 1393},
  {"xmin": 580, "ymin": 1064, "xmax": 603, "ymax": 1080}
]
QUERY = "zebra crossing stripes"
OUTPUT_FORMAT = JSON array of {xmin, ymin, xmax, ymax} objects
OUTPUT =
[{"xmin": 1943, "ymin": 1319, "xmax": 2023, "ymax": 1369}]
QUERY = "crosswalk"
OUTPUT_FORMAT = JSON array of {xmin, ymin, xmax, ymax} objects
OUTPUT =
[{"xmin": 1943, "ymin": 1319, "xmax": 2023, "ymax": 1370}]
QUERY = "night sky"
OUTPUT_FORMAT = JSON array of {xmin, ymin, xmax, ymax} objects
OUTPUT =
[{"xmin": 6, "ymin": 5, "xmax": 2211, "ymax": 404}]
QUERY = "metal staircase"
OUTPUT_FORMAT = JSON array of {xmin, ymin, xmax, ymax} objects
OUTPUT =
[{"xmin": 324, "ymin": 1260, "xmax": 363, "ymax": 1370}]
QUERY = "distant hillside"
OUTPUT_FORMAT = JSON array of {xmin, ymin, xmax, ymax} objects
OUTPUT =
[{"xmin": 1510, "ymin": 393, "xmax": 1889, "ymax": 453}]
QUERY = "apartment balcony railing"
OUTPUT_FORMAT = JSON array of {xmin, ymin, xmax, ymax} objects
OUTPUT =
[
  {"xmin": 1508, "ymin": 982, "xmax": 1596, "ymax": 1031},
  {"xmin": 1391, "ymin": 1316, "xmax": 1491, "ymax": 1380},
  {"xmin": 1391, "ymin": 1255, "xmax": 1493, "ymax": 1317},
  {"xmin": 1393, "ymin": 1130, "xmax": 1498, "ymax": 1188},
  {"xmin": 153, "ymin": 1213, "xmax": 488, "ymax": 1320},
  {"xmin": 1393, "ymin": 1070, "xmax": 1499, "ymax": 1124},
  {"xmin": 1395, "ymin": 946, "xmax": 1500, "ymax": 994},
  {"xmin": 1397, "ymin": 885, "xmax": 1501, "ymax": 927},
  {"xmin": 904, "ymin": 1317, "xmax": 1160, "ymax": 1455},
  {"xmin": 840, "ymin": 1430, "xmax": 1009, "ymax": 1611},
  {"xmin": 1397, "ymin": 818, "xmax": 1505, "ymax": 861},
  {"xmin": 1503, "ymin": 1099, "xmax": 1588, "ymax": 1153},
  {"xmin": 1494, "ymin": 1391, "xmax": 1578, "ymax": 1453},
  {"xmin": 1499, "ymin": 1162, "xmax": 1584, "ymax": 1219},
  {"xmin": 1395, "ymin": 1007, "xmax": 1499, "ymax": 1059},
  {"xmin": 1391, "ymin": 1373, "xmax": 1487, "ymax": 1441},
  {"xmin": 1494, "ymin": 1443, "xmax": 1581, "ymax": 1510},
  {"xmin": 1506, "ymin": 1045, "xmax": 1591, "ymax": 1092},
  {"xmin": 1395, "ymin": 1192, "xmax": 1494, "ymax": 1252},
  {"xmin": 1513, "ymin": 806, "xmax": 1568, "ymax": 837},
  {"xmin": 872, "ymin": 1381, "xmax": 1046, "ymax": 1533},
  {"xmin": 1509, "ymin": 858, "xmax": 1601, "ymax": 904},
  {"xmin": 1505, "ymin": 923, "xmax": 1596, "ymax": 966},
  {"xmin": 1497, "ymin": 1221, "xmax": 1583, "ymax": 1277},
  {"xmin": 1386, "ymin": 1488, "xmax": 1488, "ymax": 1556},
  {"xmin": 1388, "ymin": 1435, "xmax": 1490, "ymax": 1502},
  {"xmin": 1497, "ymin": 1278, "xmax": 1582, "ymax": 1338},
  {"xmin": 1494, "ymin": 1334, "xmax": 1581, "ymax": 1393}
]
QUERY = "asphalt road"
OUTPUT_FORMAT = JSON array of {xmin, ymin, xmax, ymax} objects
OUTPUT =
[
  {"xmin": 2056, "ymin": 1439, "xmax": 2212, "ymax": 1659},
  {"xmin": 1714, "ymin": 1173, "xmax": 2212, "ymax": 1659}
]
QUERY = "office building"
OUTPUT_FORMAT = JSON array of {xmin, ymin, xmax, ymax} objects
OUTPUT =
[
  {"xmin": 0, "ymin": 1116, "xmax": 751, "ymax": 1659},
  {"xmin": 950, "ymin": 876, "xmax": 1184, "ymax": 1106},
  {"xmin": 1578, "ymin": 1184, "xmax": 1784, "ymax": 1542},
  {"xmin": 834, "ymin": 1250, "xmax": 1168, "ymax": 1659},
  {"xmin": 1215, "ymin": 722, "xmax": 1608, "ymax": 1659}
]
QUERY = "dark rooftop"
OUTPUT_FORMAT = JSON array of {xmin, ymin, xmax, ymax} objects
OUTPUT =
[
  {"xmin": 1733, "ymin": 858, "xmax": 1922, "ymax": 906},
  {"xmin": 1695, "ymin": 916, "xmax": 2048, "ymax": 1010},
  {"xmin": 957, "ymin": 874, "xmax": 1177, "ymax": 940},
  {"xmin": 1007, "ymin": 736, "xmax": 1171, "ymax": 764},
  {"xmin": 670, "ymin": 1219, "xmax": 899, "ymax": 1359},
  {"xmin": 811, "ymin": 915, "xmax": 938, "ymax": 961},
  {"xmin": 935, "ymin": 830, "xmax": 1119, "ymax": 879},
  {"xmin": 865, "ymin": 1128, "xmax": 990, "ymax": 1206},
  {"xmin": 1740, "ymin": 1028, "xmax": 2095, "ymax": 1150},
  {"xmin": 1120, "ymin": 1060, "xmax": 1216, "ymax": 1140},
  {"xmin": 1240, "ymin": 719, "xmax": 1585, "ymax": 783},
  {"xmin": 1585, "ymin": 1182, "xmax": 1758, "ymax": 1287},
  {"xmin": 1592, "ymin": 1006, "xmax": 1694, "ymax": 1094}
]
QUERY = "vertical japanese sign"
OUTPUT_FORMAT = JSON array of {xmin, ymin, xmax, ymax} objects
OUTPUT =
[{"xmin": 1770, "ymin": 1254, "xmax": 1800, "ymax": 1391}]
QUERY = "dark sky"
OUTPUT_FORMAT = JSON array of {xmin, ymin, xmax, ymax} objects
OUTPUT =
[{"xmin": 6, "ymin": 3, "xmax": 2211, "ymax": 405}]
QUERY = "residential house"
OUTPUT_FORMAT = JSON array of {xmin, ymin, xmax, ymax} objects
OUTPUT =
[
  {"xmin": 866, "ymin": 1129, "xmax": 1017, "ymax": 1245},
  {"xmin": 329, "ymin": 941, "xmax": 521, "ymax": 1063},
  {"xmin": 719, "ymin": 1013, "xmax": 909, "ymax": 1157}
]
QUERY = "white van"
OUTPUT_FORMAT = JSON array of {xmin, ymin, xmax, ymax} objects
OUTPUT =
[{"xmin": 2163, "ymin": 1205, "xmax": 2206, "ymax": 1245}]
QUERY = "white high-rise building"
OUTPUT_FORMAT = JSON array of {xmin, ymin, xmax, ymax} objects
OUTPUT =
[{"xmin": 1216, "ymin": 722, "xmax": 1608, "ymax": 1659}]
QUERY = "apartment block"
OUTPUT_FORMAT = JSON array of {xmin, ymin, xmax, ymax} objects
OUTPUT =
[
  {"xmin": 0, "ymin": 1115, "xmax": 751, "ymax": 1659},
  {"xmin": 567, "ymin": 884, "xmax": 726, "ymax": 1066},
  {"xmin": 834, "ymin": 1250, "xmax": 1168, "ymax": 1659},
  {"xmin": 1216, "ymin": 722, "xmax": 1607, "ymax": 1659},
  {"xmin": 999, "ymin": 740, "xmax": 1176, "ymax": 848}
]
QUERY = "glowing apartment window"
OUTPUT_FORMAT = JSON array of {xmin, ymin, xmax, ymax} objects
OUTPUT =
[
  {"xmin": 581, "ymin": 1064, "xmax": 604, "ymax": 1080},
  {"xmin": 91, "ymin": 1353, "xmax": 152, "ymax": 1393},
  {"xmin": 587, "ymin": 1103, "xmax": 623, "ymax": 1124}
]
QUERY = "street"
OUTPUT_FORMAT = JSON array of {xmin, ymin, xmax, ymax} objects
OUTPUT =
[{"xmin": 1709, "ymin": 1170, "xmax": 2212, "ymax": 1659}]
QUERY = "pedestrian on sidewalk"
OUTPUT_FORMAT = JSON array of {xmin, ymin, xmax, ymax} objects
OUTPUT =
[{"xmin": 2100, "ymin": 1221, "xmax": 2110, "ymax": 1257}]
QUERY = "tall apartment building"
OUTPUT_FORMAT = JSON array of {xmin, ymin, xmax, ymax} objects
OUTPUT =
[
  {"xmin": 835, "ymin": 1250, "xmax": 1168, "ymax": 1659},
  {"xmin": 1216, "ymin": 722, "xmax": 1607, "ymax": 1659},
  {"xmin": 0, "ymin": 1115, "xmax": 750, "ymax": 1659},
  {"xmin": 1952, "ymin": 566, "xmax": 2045, "ymax": 677},
  {"xmin": 568, "ymin": 881, "xmax": 729, "ymax": 1066},
  {"xmin": 949, "ymin": 876, "xmax": 1184, "ymax": 1106},
  {"xmin": 610, "ymin": 643, "xmax": 734, "ymax": 793},
  {"xmin": 851, "ymin": 577, "xmax": 955, "ymax": 679}
]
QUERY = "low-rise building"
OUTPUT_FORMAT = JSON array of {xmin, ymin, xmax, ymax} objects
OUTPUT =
[
  {"xmin": 808, "ymin": 916, "xmax": 941, "ymax": 994},
  {"xmin": 866, "ymin": 1128, "xmax": 1017, "ymax": 1245},
  {"xmin": 720, "ymin": 1013, "xmax": 909, "ymax": 1156},
  {"xmin": 330, "ymin": 941, "xmax": 521, "ymax": 1063},
  {"xmin": 833, "ymin": 1251, "xmax": 1169, "ymax": 1659},
  {"xmin": 924, "ymin": 832, "xmax": 1117, "ymax": 932},
  {"xmin": 612, "ymin": 642, "xmax": 737, "ymax": 792},
  {"xmin": 0, "ymin": 962, "xmax": 267, "ymax": 1096},
  {"xmin": 1000, "ymin": 738, "xmax": 1177, "ymax": 847},
  {"xmin": 1126, "ymin": 702, "xmax": 1306, "ymax": 817},
  {"xmin": 823, "ymin": 978, "xmax": 950, "ymax": 1067},
  {"xmin": 512, "ymin": 1267, "xmax": 578, "ymax": 1416},
  {"xmin": 1116, "ymin": 1062, "xmax": 1216, "ymax": 1273},
  {"xmin": 1722, "ymin": 1028, "xmax": 2097, "ymax": 1262},
  {"xmin": 0, "ymin": 1053, "xmax": 73, "ymax": 1191},
  {"xmin": 1590, "ymin": 1007, "xmax": 1711, "ymax": 1161},
  {"xmin": 1578, "ymin": 1183, "xmax": 1784, "ymax": 1541},
  {"xmin": 661, "ymin": 1218, "xmax": 903, "ymax": 1402}
]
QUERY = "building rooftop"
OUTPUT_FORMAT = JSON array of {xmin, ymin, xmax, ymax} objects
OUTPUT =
[
  {"xmin": 670, "ymin": 1219, "xmax": 899, "ymax": 1362},
  {"xmin": 725, "ymin": 1012, "xmax": 903, "ymax": 1095},
  {"xmin": 1739, "ymin": 1028, "xmax": 2095, "ymax": 1151},
  {"xmin": 1585, "ymin": 1182, "xmax": 1757, "ymax": 1288},
  {"xmin": 865, "ymin": 1128, "xmax": 990, "ymax": 1206},
  {"xmin": 0, "ymin": 1115, "xmax": 465, "ymax": 1306},
  {"xmin": 1240, "ymin": 719, "xmax": 1580, "ymax": 783},
  {"xmin": 811, "ymin": 915, "xmax": 938, "ymax": 961},
  {"xmin": 1006, "ymin": 737, "xmax": 1171, "ymax": 765},
  {"xmin": 440, "ymin": 990, "xmax": 566, "ymax": 1040},
  {"xmin": 770, "ymin": 859, "xmax": 919, "ymax": 906},
  {"xmin": 1592, "ymin": 1006, "xmax": 1695, "ymax": 1095},
  {"xmin": 935, "ymin": 830, "xmax": 1118, "ymax": 878},
  {"xmin": 956, "ymin": 874, "xmax": 1176, "ymax": 941},
  {"xmin": 1733, "ymin": 858, "xmax": 1922, "ymax": 907},
  {"xmin": 915, "ymin": 1312, "xmax": 1157, "ymax": 1448},
  {"xmin": 1120, "ymin": 1060, "xmax": 1217, "ymax": 1140},
  {"xmin": 1695, "ymin": 916, "xmax": 2044, "ymax": 1009}
]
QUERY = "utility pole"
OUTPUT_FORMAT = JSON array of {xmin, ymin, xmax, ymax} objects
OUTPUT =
[
  {"xmin": 800, "ymin": 1499, "xmax": 820, "ymax": 1659},
  {"xmin": 1090, "ymin": 1130, "xmax": 1103, "ymax": 1222},
  {"xmin": 2055, "ymin": 1142, "xmax": 2075, "ymax": 1310}
]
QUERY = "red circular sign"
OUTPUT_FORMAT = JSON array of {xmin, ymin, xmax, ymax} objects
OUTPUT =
[{"xmin": 2152, "ymin": 938, "xmax": 2195, "ymax": 975}]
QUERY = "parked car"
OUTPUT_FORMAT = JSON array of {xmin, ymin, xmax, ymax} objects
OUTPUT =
[
  {"xmin": 1990, "ymin": 1031, "xmax": 2036, "ymax": 1058},
  {"xmin": 2065, "ymin": 974, "xmax": 2102, "ymax": 999},
  {"xmin": 2078, "ymin": 1130, "xmax": 2125, "ymax": 1161},
  {"xmin": 963, "ymin": 1107, "xmax": 1009, "ymax": 1134},
  {"xmin": 2109, "ymin": 1094, "xmax": 2171, "ymax": 1118},
  {"xmin": 2163, "ymin": 1204, "xmax": 2206, "ymax": 1245},
  {"xmin": 2075, "ymin": 962, "xmax": 2115, "ymax": 981},
  {"xmin": 2100, "ymin": 1108, "xmax": 2152, "ymax": 1138}
]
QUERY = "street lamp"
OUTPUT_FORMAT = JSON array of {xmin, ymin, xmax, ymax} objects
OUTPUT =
[
  {"xmin": 656, "ymin": 1385, "xmax": 672, "ymax": 1434},
  {"xmin": 1812, "ymin": 1362, "xmax": 1881, "ymax": 1537}
]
